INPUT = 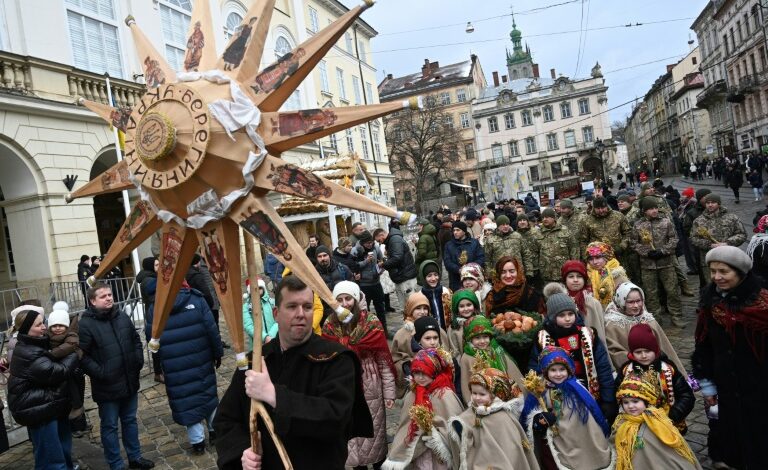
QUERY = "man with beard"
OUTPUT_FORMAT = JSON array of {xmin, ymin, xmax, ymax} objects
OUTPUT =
[
  {"xmin": 314, "ymin": 245, "xmax": 353, "ymax": 292},
  {"xmin": 483, "ymin": 215, "xmax": 533, "ymax": 280},
  {"xmin": 556, "ymin": 199, "xmax": 582, "ymax": 235}
]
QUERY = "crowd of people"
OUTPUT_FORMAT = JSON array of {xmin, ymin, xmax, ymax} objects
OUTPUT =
[{"xmin": 4, "ymin": 172, "xmax": 768, "ymax": 470}]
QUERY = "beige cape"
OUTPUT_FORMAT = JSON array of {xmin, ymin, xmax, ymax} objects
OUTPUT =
[
  {"xmin": 459, "ymin": 353, "xmax": 526, "ymax": 406},
  {"xmin": 610, "ymin": 422, "xmax": 703, "ymax": 470},
  {"xmin": 391, "ymin": 324, "xmax": 451, "ymax": 398}
]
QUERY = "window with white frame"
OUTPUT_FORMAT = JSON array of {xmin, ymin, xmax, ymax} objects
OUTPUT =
[
  {"xmin": 224, "ymin": 11, "xmax": 243, "ymax": 40},
  {"xmin": 456, "ymin": 88, "xmax": 467, "ymax": 102},
  {"xmin": 578, "ymin": 98, "xmax": 590, "ymax": 115},
  {"xmin": 504, "ymin": 113, "xmax": 515, "ymax": 129},
  {"xmin": 522, "ymin": 110, "xmax": 533, "ymax": 126},
  {"xmin": 439, "ymin": 92, "xmax": 451, "ymax": 105},
  {"xmin": 346, "ymin": 128, "xmax": 355, "ymax": 152},
  {"xmin": 352, "ymin": 76, "xmax": 362, "ymax": 104},
  {"xmin": 336, "ymin": 68, "xmax": 347, "ymax": 100},
  {"xmin": 509, "ymin": 141, "xmax": 520, "ymax": 157},
  {"xmin": 365, "ymin": 82, "xmax": 373, "ymax": 103},
  {"xmin": 460, "ymin": 112, "xmax": 470, "ymax": 128},
  {"xmin": 159, "ymin": 0, "xmax": 192, "ymax": 71},
  {"xmin": 319, "ymin": 60, "xmax": 330, "ymax": 93},
  {"xmin": 360, "ymin": 127, "xmax": 370, "ymax": 159},
  {"xmin": 525, "ymin": 137, "xmax": 536, "ymax": 154},
  {"xmin": 344, "ymin": 32, "xmax": 354, "ymax": 54},
  {"xmin": 543, "ymin": 105, "xmax": 554, "ymax": 122},
  {"xmin": 560, "ymin": 101, "xmax": 572, "ymax": 118},
  {"xmin": 582, "ymin": 126, "xmax": 594, "ymax": 143},
  {"xmin": 66, "ymin": 0, "xmax": 123, "ymax": 78},
  {"xmin": 564, "ymin": 130, "xmax": 576, "ymax": 147},
  {"xmin": 275, "ymin": 35, "xmax": 300, "ymax": 110},
  {"xmin": 329, "ymin": 133, "xmax": 338, "ymax": 150},
  {"xmin": 546, "ymin": 133, "xmax": 558, "ymax": 150},
  {"xmin": 444, "ymin": 114, "xmax": 453, "ymax": 128},
  {"xmin": 372, "ymin": 130, "xmax": 381, "ymax": 160},
  {"xmin": 488, "ymin": 116, "xmax": 499, "ymax": 133},
  {"xmin": 491, "ymin": 144, "xmax": 503, "ymax": 160},
  {"xmin": 308, "ymin": 6, "xmax": 319, "ymax": 33}
]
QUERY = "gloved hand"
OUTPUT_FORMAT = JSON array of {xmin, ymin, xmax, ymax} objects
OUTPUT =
[
  {"xmin": 600, "ymin": 401, "xmax": 618, "ymax": 425},
  {"xmin": 647, "ymin": 250, "xmax": 664, "ymax": 260},
  {"xmin": 532, "ymin": 412, "xmax": 556, "ymax": 434}
]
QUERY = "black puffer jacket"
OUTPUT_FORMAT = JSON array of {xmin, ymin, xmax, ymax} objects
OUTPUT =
[
  {"xmin": 8, "ymin": 334, "xmax": 77, "ymax": 427},
  {"xmin": 79, "ymin": 305, "xmax": 144, "ymax": 403},
  {"xmin": 382, "ymin": 228, "xmax": 417, "ymax": 283}
]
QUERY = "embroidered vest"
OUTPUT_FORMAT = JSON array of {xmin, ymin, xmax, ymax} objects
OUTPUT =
[{"xmin": 538, "ymin": 327, "xmax": 600, "ymax": 400}]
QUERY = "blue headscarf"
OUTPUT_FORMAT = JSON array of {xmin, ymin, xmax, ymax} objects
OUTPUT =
[{"xmin": 520, "ymin": 347, "xmax": 609, "ymax": 436}]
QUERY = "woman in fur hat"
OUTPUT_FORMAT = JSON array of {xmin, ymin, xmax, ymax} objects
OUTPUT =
[
  {"xmin": 448, "ymin": 368, "xmax": 539, "ymax": 470},
  {"xmin": 322, "ymin": 281, "xmax": 396, "ymax": 470}
]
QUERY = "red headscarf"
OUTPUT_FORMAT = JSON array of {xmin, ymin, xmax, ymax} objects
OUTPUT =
[
  {"xmin": 407, "ymin": 348, "xmax": 455, "ymax": 442},
  {"xmin": 322, "ymin": 305, "xmax": 396, "ymax": 378}
]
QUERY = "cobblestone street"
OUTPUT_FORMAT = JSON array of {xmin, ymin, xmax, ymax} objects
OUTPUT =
[{"xmin": 0, "ymin": 176, "xmax": 760, "ymax": 469}]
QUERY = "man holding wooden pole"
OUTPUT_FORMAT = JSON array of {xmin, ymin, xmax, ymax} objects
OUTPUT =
[{"xmin": 214, "ymin": 275, "xmax": 372, "ymax": 469}]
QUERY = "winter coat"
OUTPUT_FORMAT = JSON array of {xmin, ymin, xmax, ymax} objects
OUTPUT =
[
  {"xmin": 749, "ymin": 172, "xmax": 764, "ymax": 188},
  {"xmin": 484, "ymin": 229, "xmax": 533, "ymax": 280},
  {"xmin": 332, "ymin": 248, "xmax": 358, "ymax": 275},
  {"xmin": 77, "ymin": 261, "xmax": 91, "ymax": 283},
  {"xmin": 186, "ymin": 265, "xmax": 215, "ymax": 310},
  {"xmin": 78, "ymin": 304, "xmax": 144, "ymax": 403},
  {"xmin": 692, "ymin": 272, "xmax": 768, "ymax": 469},
  {"xmin": 443, "ymin": 235, "xmax": 485, "ymax": 291},
  {"xmin": 243, "ymin": 290, "xmax": 278, "ymax": 351},
  {"xmin": 7, "ymin": 334, "xmax": 77, "ymax": 427},
  {"xmin": 144, "ymin": 282, "xmax": 223, "ymax": 426},
  {"xmin": 415, "ymin": 224, "xmax": 439, "ymax": 266},
  {"xmin": 264, "ymin": 253, "xmax": 284, "ymax": 286},
  {"xmin": 727, "ymin": 167, "xmax": 743, "ymax": 189},
  {"xmin": 533, "ymin": 223, "xmax": 579, "ymax": 282},
  {"xmin": 139, "ymin": 271, "xmax": 157, "ymax": 309},
  {"xmin": 557, "ymin": 212, "xmax": 583, "ymax": 239},
  {"xmin": 316, "ymin": 259, "xmax": 353, "ymax": 290},
  {"xmin": 631, "ymin": 215, "xmax": 679, "ymax": 269},
  {"xmin": 437, "ymin": 221, "xmax": 453, "ymax": 257},
  {"xmin": 690, "ymin": 207, "xmax": 747, "ymax": 252},
  {"xmin": 579, "ymin": 209, "xmax": 631, "ymax": 258},
  {"xmin": 351, "ymin": 242, "xmax": 382, "ymax": 287},
  {"xmin": 382, "ymin": 228, "xmax": 417, "ymax": 284},
  {"xmin": 682, "ymin": 202, "xmax": 705, "ymax": 237}
]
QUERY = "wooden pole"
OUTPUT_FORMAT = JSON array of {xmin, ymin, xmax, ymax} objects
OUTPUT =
[{"xmin": 243, "ymin": 233, "xmax": 293, "ymax": 469}]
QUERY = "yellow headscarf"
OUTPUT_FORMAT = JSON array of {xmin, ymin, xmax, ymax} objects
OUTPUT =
[
  {"xmin": 586, "ymin": 242, "xmax": 621, "ymax": 307},
  {"xmin": 613, "ymin": 373, "xmax": 696, "ymax": 470}
]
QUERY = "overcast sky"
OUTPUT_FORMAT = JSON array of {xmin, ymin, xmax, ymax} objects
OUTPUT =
[{"xmin": 347, "ymin": 0, "xmax": 710, "ymax": 123}]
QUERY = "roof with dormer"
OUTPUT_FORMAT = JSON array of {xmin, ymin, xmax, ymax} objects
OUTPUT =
[{"xmin": 378, "ymin": 59, "xmax": 475, "ymax": 100}]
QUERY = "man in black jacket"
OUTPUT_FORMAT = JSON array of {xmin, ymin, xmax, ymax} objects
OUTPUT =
[
  {"xmin": 374, "ymin": 225, "xmax": 417, "ymax": 309},
  {"xmin": 214, "ymin": 276, "xmax": 372, "ymax": 470},
  {"xmin": 79, "ymin": 282, "xmax": 154, "ymax": 470},
  {"xmin": 314, "ymin": 245, "xmax": 352, "ymax": 291},
  {"xmin": 76, "ymin": 255, "xmax": 91, "ymax": 301},
  {"xmin": 186, "ymin": 254, "xmax": 215, "ymax": 310}
]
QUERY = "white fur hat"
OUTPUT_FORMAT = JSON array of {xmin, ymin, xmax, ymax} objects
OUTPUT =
[
  {"xmin": 332, "ymin": 281, "xmax": 360, "ymax": 302},
  {"xmin": 48, "ymin": 309, "xmax": 70, "ymax": 328},
  {"xmin": 52, "ymin": 301, "xmax": 70, "ymax": 313},
  {"xmin": 257, "ymin": 278, "xmax": 267, "ymax": 290},
  {"xmin": 10, "ymin": 305, "xmax": 44, "ymax": 325}
]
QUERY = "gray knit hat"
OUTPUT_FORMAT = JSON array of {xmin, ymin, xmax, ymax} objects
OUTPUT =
[
  {"xmin": 705, "ymin": 246, "xmax": 752, "ymax": 275},
  {"xmin": 560, "ymin": 199, "xmax": 574, "ymax": 209},
  {"xmin": 546, "ymin": 293, "xmax": 579, "ymax": 321},
  {"xmin": 541, "ymin": 208, "xmax": 557, "ymax": 219},
  {"xmin": 703, "ymin": 193, "xmax": 721, "ymax": 205}
]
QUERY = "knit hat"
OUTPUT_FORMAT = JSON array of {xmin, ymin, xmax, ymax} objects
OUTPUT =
[
  {"xmin": 10, "ymin": 305, "xmax": 44, "ymax": 330},
  {"xmin": 496, "ymin": 215, "xmax": 510, "ymax": 226},
  {"xmin": 417, "ymin": 218, "xmax": 431, "ymax": 226},
  {"xmin": 695, "ymin": 188, "xmax": 711, "ymax": 201},
  {"xmin": 561, "ymin": 259, "xmax": 587, "ymax": 281},
  {"xmin": 404, "ymin": 292, "xmax": 430, "ymax": 321},
  {"xmin": 451, "ymin": 289, "xmax": 480, "ymax": 315},
  {"xmin": 516, "ymin": 213, "xmax": 529, "ymax": 223},
  {"xmin": 52, "ymin": 301, "xmax": 69, "ymax": 313},
  {"xmin": 483, "ymin": 222, "xmax": 497, "ymax": 231},
  {"xmin": 616, "ymin": 371, "xmax": 661, "ymax": 405},
  {"xmin": 460, "ymin": 262, "xmax": 485, "ymax": 285},
  {"xmin": 560, "ymin": 199, "xmax": 574, "ymax": 209},
  {"xmin": 541, "ymin": 207, "xmax": 557, "ymax": 219},
  {"xmin": 703, "ymin": 193, "xmax": 721, "ymax": 204},
  {"xmin": 538, "ymin": 346, "xmax": 575, "ymax": 375},
  {"xmin": 592, "ymin": 196, "xmax": 608, "ymax": 208},
  {"xmin": 414, "ymin": 316, "xmax": 440, "ymax": 342},
  {"xmin": 640, "ymin": 197, "xmax": 658, "ymax": 212},
  {"xmin": 47, "ymin": 309, "xmax": 70, "ymax": 328},
  {"xmin": 705, "ymin": 245, "xmax": 752, "ymax": 274},
  {"xmin": 652, "ymin": 178, "xmax": 664, "ymax": 189},
  {"xmin": 617, "ymin": 194, "xmax": 631, "ymax": 203},
  {"xmin": 627, "ymin": 323, "xmax": 660, "ymax": 357},
  {"xmin": 315, "ymin": 245, "xmax": 331, "ymax": 257},
  {"xmin": 469, "ymin": 368, "xmax": 516, "ymax": 401},
  {"xmin": 357, "ymin": 230, "xmax": 373, "ymax": 244},
  {"xmin": 546, "ymin": 293, "xmax": 578, "ymax": 321},
  {"xmin": 640, "ymin": 182, "xmax": 652, "ymax": 193},
  {"xmin": 681, "ymin": 187, "xmax": 695, "ymax": 199},
  {"xmin": 338, "ymin": 237, "xmax": 351, "ymax": 249},
  {"xmin": 142, "ymin": 256, "xmax": 156, "ymax": 272},
  {"xmin": 452, "ymin": 220, "xmax": 468, "ymax": 233},
  {"xmin": 464, "ymin": 209, "xmax": 481, "ymax": 221},
  {"xmin": 332, "ymin": 280, "xmax": 361, "ymax": 303}
]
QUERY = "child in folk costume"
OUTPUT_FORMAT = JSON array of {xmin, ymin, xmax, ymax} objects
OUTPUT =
[
  {"xmin": 382, "ymin": 348, "xmax": 464, "ymax": 470},
  {"xmin": 559, "ymin": 260, "xmax": 606, "ymax": 340},
  {"xmin": 603, "ymin": 282, "xmax": 687, "ymax": 374},
  {"xmin": 585, "ymin": 242, "xmax": 624, "ymax": 308},
  {"xmin": 614, "ymin": 323, "xmax": 694, "ymax": 434},
  {"xmin": 412, "ymin": 316, "xmax": 462, "ymax": 403},
  {"xmin": 611, "ymin": 372, "xmax": 702, "ymax": 470},
  {"xmin": 448, "ymin": 368, "xmax": 540, "ymax": 470},
  {"xmin": 418, "ymin": 260, "xmax": 453, "ymax": 331},
  {"xmin": 520, "ymin": 346, "xmax": 614, "ymax": 470},
  {"xmin": 459, "ymin": 316, "xmax": 526, "ymax": 404},
  {"xmin": 459, "ymin": 263, "xmax": 491, "ymax": 313},
  {"xmin": 529, "ymin": 292, "xmax": 617, "ymax": 422},
  {"xmin": 322, "ymin": 281, "xmax": 396, "ymax": 470},
  {"xmin": 446, "ymin": 289, "xmax": 479, "ymax": 357}
]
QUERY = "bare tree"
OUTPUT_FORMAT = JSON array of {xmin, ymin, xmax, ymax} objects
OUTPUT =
[
  {"xmin": 611, "ymin": 119, "xmax": 627, "ymax": 143},
  {"xmin": 384, "ymin": 95, "xmax": 462, "ymax": 214}
]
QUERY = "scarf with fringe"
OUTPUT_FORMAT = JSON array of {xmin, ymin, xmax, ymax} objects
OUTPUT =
[
  {"xmin": 613, "ymin": 407, "xmax": 696, "ymax": 470},
  {"xmin": 407, "ymin": 348, "xmax": 455, "ymax": 443}
]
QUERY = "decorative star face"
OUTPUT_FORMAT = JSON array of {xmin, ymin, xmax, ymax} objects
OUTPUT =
[{"xmin": 67, "ymin": 0, "xmax": 417, "ymax": 367}]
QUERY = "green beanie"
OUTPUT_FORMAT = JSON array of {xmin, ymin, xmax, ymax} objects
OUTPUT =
[{"xmin": 496, "ymin": 215, "xmax": 511, "ymax": 226}]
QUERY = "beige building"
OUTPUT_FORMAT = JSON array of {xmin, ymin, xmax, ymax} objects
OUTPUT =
[
  {"xmin": 670, "ymin": 47, "xmax": 713, "ymax": 165},
  {"xmin": 0, "ymin": 0, "xmax": 392, "ymax": 298}
]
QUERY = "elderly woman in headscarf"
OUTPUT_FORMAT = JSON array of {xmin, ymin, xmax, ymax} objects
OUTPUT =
[
  {"xmin": 603, "ymin": 282, "xmax": 685, "ymax": 374},
  {"xmin": 585, "ymin": 241, "xmax": 624, "ymax": 307},
  {"xmin": 484, "ymin": 256, "xmax": 544, "ymax": 317},
  {"xmin": 692, "ymin": 246, "xmax": 768, "ymax": 470}
]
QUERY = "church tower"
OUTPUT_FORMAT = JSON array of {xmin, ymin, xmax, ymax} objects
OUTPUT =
[{"xmin": 506, "ymin": 11, "xmax": 534, "ymax": 80}]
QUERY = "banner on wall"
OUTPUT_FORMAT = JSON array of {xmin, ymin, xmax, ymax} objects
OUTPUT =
[{"xmin": 484, "ymin": 165, "xmax": 530, "ymax": 202}]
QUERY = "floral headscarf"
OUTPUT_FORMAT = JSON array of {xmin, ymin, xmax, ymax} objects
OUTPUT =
[
  {"xmin": 585, "ymin": 241, "xmax": 615, "ymax": 260},
  {"xmin": 460, "ymin": 262, "xmax": 486, "ymax": 286},
  {"xmin": 463, "ymin": 316, "xmax": 509, "ymax": 373},
  {"xmin": 469, "ymin": 367, "xmax": 517, "ymax": 402},
  {"xmin": 408, "ymin": 348, "xmax": 455, "ymax": 442}
]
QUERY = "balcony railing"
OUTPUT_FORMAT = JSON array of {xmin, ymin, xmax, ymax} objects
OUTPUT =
[{"xmin": 696, "ymin": 79, "xmax": 727, "ymax": 107}]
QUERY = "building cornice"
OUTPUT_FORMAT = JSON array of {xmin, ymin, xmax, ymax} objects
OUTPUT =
[
  {"xmin": 471, "ymin": 85, "xmax": 608, "ymax": 119},
  {"xmin": 313, "ymin": 0, "xmax": 378, "ymax": 37}
]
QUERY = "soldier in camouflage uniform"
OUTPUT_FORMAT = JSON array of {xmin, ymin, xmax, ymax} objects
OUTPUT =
[
  {"xmin": 533, "ymin": 208, "xmax": 579, "ymax": 284},
  {"xmin": 579, "ymin": 196, "xmax": 631, "ymax": 264},
  {"xmin": 630, "ymin": 198, "xmax": 683, "ymax": 326},
  {"xmin": 616, "ymin": 193, "xmax": 642, "ymax": 286},
  {"xmin": 483, "ymin": 215, "xmax": 534, "ymax": 281},
  {"xmin": 682, "ymin": 188, "xmax": 712, "ymax": 288},
  {"xmin": 557, "ymin": 199, "xmax": 582, "ymax": 235},
  {"xmin": 690, "ymin": 193, "xmax": 747, "ymax": 284},
  {"xmin": 515, "ymin": 214, "xmax": 539, "ymax": 280}
]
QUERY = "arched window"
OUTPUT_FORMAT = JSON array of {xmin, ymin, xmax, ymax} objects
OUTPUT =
[
  {"xmin": 511, "ymin": 69, "xmax": 519, "ymax": 80},
  {"xmin": 224, "ymin": 11, "xmax": 243, "ymax": 40},
  {"xmin": 274, "ymin": 34, "xmax": 301, "ymax": 110},
  {"xmin": 275, "ymin": 36, "xmax": 292, "ymax": 58}
]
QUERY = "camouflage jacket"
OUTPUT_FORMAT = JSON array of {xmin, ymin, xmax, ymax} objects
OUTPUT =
[
  {"xmin": 690, "ymin": 207, "xmax": 747, "ymax": 252},
  {"xmin": 630, "ymin": 216, "xmax": 678, "ymax": 269},
  {"xmin": 627, "ymin": 195, "xmax": 672, "ymax": 225},
  {"xmin": 579, "ymin": 210, "xmax": 631, "ymax": 259},
  {"xmin": 557, "ymin": 212, "xmax": 583, "ymax": 236},
  {"xmin": 533, "ymin": 224, "xmax": 580, "ymax": 281},
  {"xmin": 484, "ymin": 229, "xmax": 534, "ymax": 279},
  {"xmin": 516, "ymin": 228, "xmax": 540, "ymax": 277}
]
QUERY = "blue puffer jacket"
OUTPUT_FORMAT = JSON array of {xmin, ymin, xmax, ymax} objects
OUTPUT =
[{"xmin": 144, "ymin": 279, "xmax": 224, "ymax": 426}]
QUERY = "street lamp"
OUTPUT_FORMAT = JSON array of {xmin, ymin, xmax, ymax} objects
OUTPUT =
[{"xmin": 594, "ymin": 138, "xmax": 606, "ymax": 182}]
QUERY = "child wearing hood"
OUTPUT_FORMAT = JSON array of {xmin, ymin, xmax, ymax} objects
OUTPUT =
[
  {"xmin": 446, "ymin": 289, "xmax": 480, "ymax": 357},
  {"xmin": 459, "ymin": 316, "xmax": 526, "ymax": 405},
  {"xmin": 382, "ymin": 348, "xmax": 463, "ymax": 470},
  {"xmin": 614, "ymin": 323, "xmax": 694, "ymax": 434},
  {"xmin": 459, "ymin": 263, "xmax": 491, "ymax": 313},
  {"xmin": 611, "ymin": 372, "xmax": 701, "ymax": 470},
  {"xmin": 418, "ymin": 260, "xmax": 453, "ymax": 331},
  {"xmin": 520, "ymin": 346, "xmax": 614, "ymax": 470},
  {"xmin": 529, "ymin": 292, "xmax": 616, "ymax": 422},
  {"xmin": 448, "ymin": 367, "xmax": 539, "ymax": 470},
  {"xmin": 242, "ymin": 278, "xmax": 278, "ymax": 351}
]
